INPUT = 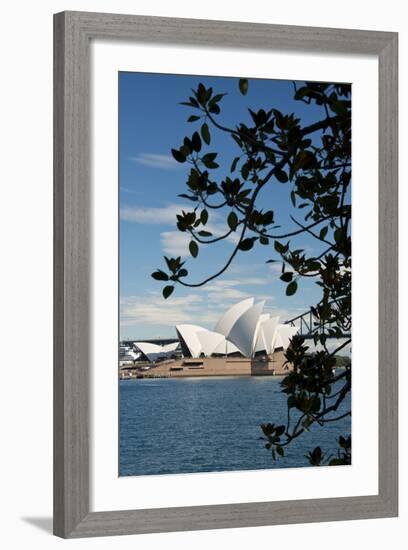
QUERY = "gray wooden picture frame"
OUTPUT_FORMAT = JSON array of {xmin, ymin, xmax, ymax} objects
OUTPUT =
[{"xmin": 53, "ymin": 11, "xmax": 398, "ymax": 538}]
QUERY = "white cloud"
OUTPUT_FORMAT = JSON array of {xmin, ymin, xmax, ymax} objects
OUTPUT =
[
  {"xmin": 205, "ymin": 277, "xmax": 270, "ymax": 290},
  {"xmin": 129, "ymin": 153, "xmax": 181, "ymax": 170},
  {"xmin": 120, "ymin": 289, "xmax": 302, "ymax": 338},
  {"xmin": 158, "ymin": 213, "xmax": 236, "ymax": 257},
  {"xmin": 199, "ymin": 277, "xmax": 274, "ymax": 308},
  {"xmin": 160, "ymin": 231, "xmax": 190, "ymax": 256},
  {"xmin": 120, "ymin": 203, "xmax": 181, "ymax": 225},
  {"xmin": 203, "ymin": 220, "xmax": 240, "ymax": 245},
  {"xmin": 120, "ymin": 186, "xmax": 139, "ymax": 194},
  {"xmin": 120, "ymin": 203, "xmax": 240, "ymax": 255},
  {"xmin": 120, "ymin": 292, "xmax": 218, "ymax": 330},
  {"xmin": 267, "ymin": 262, "xmax": 282, "ymax": 274},
  {"xmin": 207, "ymin": 288, "xmax": 250, "ymax": 302}
]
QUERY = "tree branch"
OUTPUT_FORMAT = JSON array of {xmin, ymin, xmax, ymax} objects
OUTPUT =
[
  {"xmin": 290, "ymin": 215, "xmax": 334, "ymax": 246},
  {"xmin": 188, "ymin": 226, "xmax": 237, "ymax": 245},
  {"xmin": 178, "ymin": 179, "xmax": 266, "ymax": 288}
]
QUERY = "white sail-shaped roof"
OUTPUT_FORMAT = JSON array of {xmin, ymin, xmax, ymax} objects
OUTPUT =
[
  {"xmin": 214, "ymin": 297, "xmax": 254, "ymax": 337},
  {"xmin": 258, "ymin": 313, "xmax": 270, "ymax": 324},
  {"xmin": 261, "ymin": 315, "xmax": 280, "ymax": 354},
  {"xmin": 162, "ymin": 341, "xmax": 179, "ymax": 353},
  {"xmin": 133, "ymin": 342, "xmax": 164, "ymax": 362},
  {"xmin": 171, "ymin": 299, "xmax": 301, "ymax": 358},
  {"xmin": 176, "ymin": 324, "xmax": 207, "ymax": 358},
  {"xmin": 197, "ymin": 331, "xmax": 225, "ymax": 356},
  {"xmin": 227, "ymin": 301, "xmax": 265, "ymax": 357},
  {"xmin": 253, "ymin": 313, "xmax": 270, "ymax": 353},
  {"xmin": 213, "ymin": 339, "xmax": 240, "ymax": 355},
  {"xmin": 272, "ymin": 331, "xmax": 283, "ymax": 351},
  {"xmin": 273, "ymin": 324, "xmax": 299, "ymax": 350},
  {"xmin": 254, "ymin": 328, "xmax": 267, "ymax": 353}
]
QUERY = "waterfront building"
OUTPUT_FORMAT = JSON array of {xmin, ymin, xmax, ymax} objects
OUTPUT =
[
  {"xmin": 132, "ymin": 341, "xmax": 180, "ymax": 363},
  {"xmin": 119, "ymin": 345, "xmax": 141, "ymax": 366},
  {"xmin": 125, "ymin": 299, "xmax": 299, "ymax": 364},
  {"xmin": 176, "ymin": 298, "xmax": 298, "ymax": 359}
]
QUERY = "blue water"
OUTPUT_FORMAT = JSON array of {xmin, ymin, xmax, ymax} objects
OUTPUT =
[{"xmin": 119, "ymin": 376, "xmax": 351, "ymax": 476}]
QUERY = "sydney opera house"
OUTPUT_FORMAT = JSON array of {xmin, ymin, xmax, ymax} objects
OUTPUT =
[{"xmin": 131, "ymin": 298, "xmax": 298, "ymax": 364}]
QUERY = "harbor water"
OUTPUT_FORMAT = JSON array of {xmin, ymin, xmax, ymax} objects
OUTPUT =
[{"xmin": 119, "ymin": 375, "xmax": 351, "ymax": 476}]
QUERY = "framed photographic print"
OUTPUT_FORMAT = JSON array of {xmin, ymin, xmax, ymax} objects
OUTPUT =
[{"xmin": 53, "ymin": 11, "xmax": 398, "ymax": 538}]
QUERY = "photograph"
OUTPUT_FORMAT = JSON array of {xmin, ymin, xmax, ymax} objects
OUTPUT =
[
  {"xmin": 1, "ymin": 1, "xmax": 401, "ymax": 544},
  {"xmin": 118, "ymin": 72, "xmax": 352, "ymax": 477}
]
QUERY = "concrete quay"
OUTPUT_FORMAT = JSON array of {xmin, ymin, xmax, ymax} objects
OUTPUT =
[{"xmin": 119, "ymin": 351, "xmax": 293, "ymax": 380}]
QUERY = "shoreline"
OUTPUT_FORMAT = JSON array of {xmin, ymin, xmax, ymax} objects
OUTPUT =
[
  {"xmin": 120, "ymin": 374, "xmax": 287, "ymax": 381},
  {"xmin": 119, "ymin": 352, "xmax": 293, "ymax": 380}
]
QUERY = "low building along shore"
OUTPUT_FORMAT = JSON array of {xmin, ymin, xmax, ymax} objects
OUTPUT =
[
  {"xmin": 120, "ymin": 298, "xmax": 299, "ymax": 379},
  {"xmin": 120, "ymin": 351, "xmax": 293, "ymax": 379}
]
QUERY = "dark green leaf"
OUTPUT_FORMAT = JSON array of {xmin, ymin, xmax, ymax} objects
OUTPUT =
[
  {"xmin": 273, "ymin": 109, "xmax": 285, "ymax": 129},
  {"xmin": 202, "ymin": 153, "xmax": 217, "ymax": 162},
  {"xmin": 311, "ymin": 396, "xmax": 321, "ymax": 413},
  {"xmin": 227, "ymin": 211, "xmax": 238, "ymax": 231},
  {"xmin": 191, "ymin": 131, "xmax": 202, "ymax": 152},
  {"xmin": 286, "ymin": 280, "xmax": 298, "ymax": 296},
  {"xmin": 171, "ymin": 148, "xmax": 186, "ymax": 163},
  {"xmin": 239, "ymin": 78, "xmax": 248, "ymax": 95},
  {"xmin": 163, "ymin": 285, "xmax": 174, "ymax": 299},
  {"xmin": 274, "ymin": 168, "xmax": 288, "ymax": 183},
  {"xmin": 151, "ymin": 270, "xmax": 169, "ymax": 281},
  {"xmin": 310, "ymin": 446, "xmax": 323, "ymax": 465},
  {"xmin": 189, "ymin": 240, "xmax": 199, "ymax": 258},
  {"xmin": 180, "ymin": 145, "xmax": 190, "ymax": 157},
  {"xmin": 200, "ymin": 209, "xmax": 208, "ymax": 225},
  {"xmin": 209, "ymin": 93, "xmax": 227, "ymax": 105},
  {"xmin": 208, "ymin": 104, "xmax": 221, "ymax": 115},
  {"xmin": 230, "ymin": 156, "xmax": 240, "ymax": 172},
  {"xmin": 196, "ymin": 82, "xmax": 207, "ymax": 104},
  {"xmin": 293, "ymin": 151, "xmax": 318, "ymax": 172},
  {"xmin": 294, "ymin": 86, "xmax": 312, "ymax": 100},
  {"xmin": 276, "ymin": 446, "xmax": 284, "ymax": 457},
  {"xmin": 231, "ymin": 134, "xmax": 243, "ymax": 148},
  {"xmin": 307, "ymin": 261, "xmax": 321, "ymax": 271},
  {"xmin": 183, "ymin": 137, "xmax": 193, "ymax": 153},
  {"xmin": 274, "ymin": 240, "xmax": 289, "ymax": 254},
  {"xmin": 319, "ymin": 226, "xmax": 328, "ymax": 240},
  {"xmin": 241, "ymin": 163, "xmax": 249, "ymax": 180},
  {"xmin": 188, "ymin": 115, "xmax": 201, "ymax": 122},
  {"xmin": 201, "ymin": 123, "xmax": 211, "ymax": 145},
  {"xmin": 202, "ymin": 152, "xmax": 219, "ymax": 169},
  {"xmin": 275, "ymin": 425, "xmax": 285, "ymax": 436},
  {"xmin": 280, "ymin": 272, "xmax": 293, "ymax": 283},
  {"xmin": 238, "ymin": 238, "xmax": 254, "ymax": 251},
  {"xmin": 330, "ymin": 100, "xmax": 348, "ymax": 116}
]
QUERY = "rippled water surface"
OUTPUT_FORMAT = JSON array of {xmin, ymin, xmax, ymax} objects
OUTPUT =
[{"xmin": 119, "ymin": 376, "xmax": 351, "ymax": 476}]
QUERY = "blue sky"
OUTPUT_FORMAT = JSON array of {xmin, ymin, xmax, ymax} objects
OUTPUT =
[{"xmin": 119, "ymin": 72, "xmax": 331, "ymax": 340}]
